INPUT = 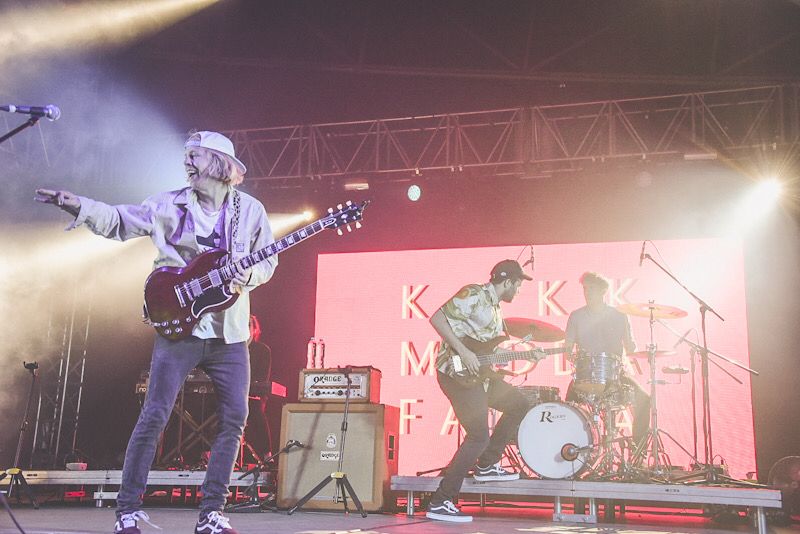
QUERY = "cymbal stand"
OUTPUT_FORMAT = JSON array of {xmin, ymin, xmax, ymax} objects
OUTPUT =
[
  {"xmin": 642, "ymin": 252, "xmax": 759, "ymax": 486},
  {"xmin": 627, "ymin": 303, "xmax": 697, "ymax": 481}
]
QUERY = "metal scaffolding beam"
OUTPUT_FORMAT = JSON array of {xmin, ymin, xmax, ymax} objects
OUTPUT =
[{"xmin": 219, "ymin": 84, "xmax": 800, "ymax": 185}]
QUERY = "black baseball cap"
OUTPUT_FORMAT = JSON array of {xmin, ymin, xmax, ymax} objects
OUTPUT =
[{"xmin": 490, "ymin": 259, "xmax": 533, "ymax": 282}]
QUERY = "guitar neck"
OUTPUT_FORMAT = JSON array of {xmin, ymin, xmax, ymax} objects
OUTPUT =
[
  {"xmin": 216, "ymin": 219, "xmax": 328, "ymax": 281},
  {"xmin": 476, "ymin": 347, "xmax": 563, "ymax": 367}
]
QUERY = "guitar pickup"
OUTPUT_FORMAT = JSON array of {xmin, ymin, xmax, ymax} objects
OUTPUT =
[
  {"xmin": 174, "ymin": 285, "xmax": 187, "ymax": 307},
  {"xmin": 451, "ymin": 355, "xmax": 464, "ymax": 374}
]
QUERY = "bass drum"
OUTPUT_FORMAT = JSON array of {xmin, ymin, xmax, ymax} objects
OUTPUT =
[{"xmin": 517, "ymin": 401, "xmax": 596, "ymax": 479}]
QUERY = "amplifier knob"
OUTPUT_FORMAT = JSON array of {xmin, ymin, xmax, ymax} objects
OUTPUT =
[
  {"xmin": 175, "ymin": 327, "xmax": 183, "ymax": 333},
  {"xmin": 164, "ymin": 329, "xmax": 172, "ymax": 335},
  {"xmin": 172, "ymin": 319, "xmax": 180, "ymax": 325}
]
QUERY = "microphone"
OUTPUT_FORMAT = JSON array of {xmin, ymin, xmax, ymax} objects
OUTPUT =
[
  {"xmin": 522, "ymin": 245, "xmax": 535, "ymax": 271},
  {"xmin": 287, "ymin": 439, "xmax": 310, "ymax": 449},
  {"xmin": 638, "ymin": 240, "xmax": 647, "ymax": 267},
  {"xmin": 673, "ymin": 328, "xmax": 693, "ymax": 349},
  {"xmin": 560, "ymin": 442, "xmax": 593, "ymax": 461},
  {"xmin": 1, "ymin": 104, "xmax": 61, "ymax": 121}
]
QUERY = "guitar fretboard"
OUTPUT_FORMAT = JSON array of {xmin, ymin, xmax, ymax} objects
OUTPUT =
[{"xmin": 476, "ymin": 347, "xmax": 562, "ymax": 366}]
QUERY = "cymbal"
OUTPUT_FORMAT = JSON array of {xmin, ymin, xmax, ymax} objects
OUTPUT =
[
  {"xmin": 505, "ymin": 317, "xmax": 565, "ymax": 342},
  {"xmin": 617, "ymin": 302, "xmax": 688, "ymax": 319},
  {"xmin": 627, "ymin": 350, "xmax": 677, "ymax": 359}
]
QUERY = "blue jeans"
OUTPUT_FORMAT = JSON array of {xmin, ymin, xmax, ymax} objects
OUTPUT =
[{"xmin": 116, "ymin": 336, "xmax": 249, "ymax": 516}]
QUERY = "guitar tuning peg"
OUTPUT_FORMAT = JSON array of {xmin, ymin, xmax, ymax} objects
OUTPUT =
[
  {"xmin": 337, "ymin": 204, "xmax": 343, "ymax": 210},
  {"xmin": 327, "ymin": 207, "xmax": 333, "ymax": 214},
  {"xmin": 346, "ymin": 224, "xmax": 352, "ymax": 232},
  {"xmin": 346, "ymin": 200, "xmax": 352, "ymax": 206},
  {"xmin": 337, "ymin": 228, "xmax": 343, "ymax": 236},
  {"xmin": 355, "ymin": 221, "xmax": 362, "ymax": 229}
]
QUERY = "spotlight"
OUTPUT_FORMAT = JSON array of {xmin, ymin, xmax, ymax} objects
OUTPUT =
[
  {"xmin": 407, "ymin": 184, "xmax": 422, "ymax": 202},
  {"xmin": 754, "ymin": 178, "xmax": 782, "ymax": 203},
  {"xmin": 271, "ymin": 211, "xmax": 316, "ymax": 236},
  {"xmin": 0, "ymin": 0, "xmax": 219, "ymax": 62}
]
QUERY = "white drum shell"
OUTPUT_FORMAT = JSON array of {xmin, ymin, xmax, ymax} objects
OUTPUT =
[{"xmin": 517, "ymin": 401, "xmax": 595, "ymax": 479}]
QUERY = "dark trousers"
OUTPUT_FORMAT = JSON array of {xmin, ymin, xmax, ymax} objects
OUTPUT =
[{"xmin": 431, "ymin": 371, "xmax": 530, "ymax": 505}]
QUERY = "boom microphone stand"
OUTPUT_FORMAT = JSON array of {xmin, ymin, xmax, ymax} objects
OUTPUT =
[
  {"xmin": 0, "ymin": 362, "xmax": 41, "ymax": 508},
  {"xmin": 227, "ymin": 440, "xmax": 302, "ymax": 512},
  {"xmin": 641, "ymin": 250, "xmax": 758, "ymax": 485},
  {"xmin": 288, "ymin": 367, "xmax": 367, "ymax": 517}
]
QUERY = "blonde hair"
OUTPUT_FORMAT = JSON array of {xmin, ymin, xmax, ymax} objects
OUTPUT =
[
  {"xmin": 205, "ymin": 149, "xmax": 244, "ymax": 186},
  {"xmin": 185, "ymin": 131, "xmax": 245, "ymax": 186},
  {"xmin": 579, "ymin": 271, "xmax": 610, "ymax": 292}
]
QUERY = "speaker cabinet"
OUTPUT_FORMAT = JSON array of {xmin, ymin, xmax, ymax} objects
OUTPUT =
[{"xmin": 277, "ymin": 403, "xmax": 399, "ymax": 511}]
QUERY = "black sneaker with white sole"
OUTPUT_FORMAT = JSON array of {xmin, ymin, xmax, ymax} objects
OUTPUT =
[
  {"xmin": 473, "ymin": 462, "xmax": 520, "ymax": 482},
  {"xmin": 426, "ymin": 500, "xmax": 473, "ymax": 522}
]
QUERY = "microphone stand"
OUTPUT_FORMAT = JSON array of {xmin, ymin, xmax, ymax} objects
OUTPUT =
[
  {"xmin": 642, "ymin": 253, "xmax": 759, "ymax": 486},
  {"xmin": 0, "ymin": 116, "xmax": 40, "ymax": 144},
  {"xmin": 226, "ymin": 441, "xmax": 297, "ymax": 512}
]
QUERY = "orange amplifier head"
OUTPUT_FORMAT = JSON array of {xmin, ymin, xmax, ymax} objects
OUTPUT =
[{"xmin": 298, "ymin": 366, "xmax": 381, "ymax": 403}]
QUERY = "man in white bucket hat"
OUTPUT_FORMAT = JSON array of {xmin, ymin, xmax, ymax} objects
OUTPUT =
[{"xmin": 36, "ymin": 130, "xmax": 277, "ymax": 534}]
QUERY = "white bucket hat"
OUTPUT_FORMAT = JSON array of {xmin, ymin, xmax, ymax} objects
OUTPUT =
[{"xmin": 185, "ymin": 131, "xmax": 247, "ymax": 174}]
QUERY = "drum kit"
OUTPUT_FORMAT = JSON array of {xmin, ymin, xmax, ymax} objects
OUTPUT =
[{"xmin": 501, "ymin": 302, "xmax": 697, "ymax": 482}]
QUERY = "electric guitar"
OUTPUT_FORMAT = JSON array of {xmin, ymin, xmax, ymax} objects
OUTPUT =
[
  {"xmin": 143, "ymin": 201, "xmax": 368, "ymax": 340},
  {"xmin": 444, "ymin": 335, "xmax": 566, "ymax": 387}
]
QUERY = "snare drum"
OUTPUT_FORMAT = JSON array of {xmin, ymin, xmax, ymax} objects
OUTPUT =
[
  {"xmin": 573, "ymin": 352, "xmax": 621, "ymax": 394},
  {"xmin": 517, "ymin": 401, "xmax": 597, "ymax": 479},
  {"xmin": 516, "ymin": 385, "xmax": 561, "ymax": 407}
]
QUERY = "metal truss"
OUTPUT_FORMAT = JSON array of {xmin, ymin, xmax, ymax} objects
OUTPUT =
[
  {"xmin": 29, "ymin": 285, "xmax": 91, "ymax": 469},
  {"xmin": 226, "ymin": 84, "xmax": 800, "ymax": 185}
]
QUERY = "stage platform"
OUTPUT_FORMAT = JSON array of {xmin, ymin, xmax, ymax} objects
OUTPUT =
[
  {"xmin": 1, "ymin": 469, "xmax": 263, "ymax": 508},
  {"xmin": 391, "ymin": 475, "xmax": 783, "ymax": 534},
  {"xmin": 0, "ymin": 505, "xmax": 797, "ymax": 534}
]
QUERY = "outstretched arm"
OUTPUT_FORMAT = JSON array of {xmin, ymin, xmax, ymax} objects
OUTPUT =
[{"xmin": 34, "ymin": 189, "xmax": 81, "ymax": 217}]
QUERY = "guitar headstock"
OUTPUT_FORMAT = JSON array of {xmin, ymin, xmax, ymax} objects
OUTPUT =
[{"xmin": 323, "ymin": 200, "xmax": 369, "ymax": 235}]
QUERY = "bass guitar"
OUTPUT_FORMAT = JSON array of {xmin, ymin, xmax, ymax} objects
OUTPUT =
[
  {"xmin": 143, "ymin": 201, "xmax": 368, "ymax": 340},
  {"xmin": 444, "ymin": 335, "xmax": 566, "ymax": 386}
]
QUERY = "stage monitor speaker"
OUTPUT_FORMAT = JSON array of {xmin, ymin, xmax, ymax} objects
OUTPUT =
[{"xmin": 277, "ymin": 402, "xmax": 399, "ymax": 511}]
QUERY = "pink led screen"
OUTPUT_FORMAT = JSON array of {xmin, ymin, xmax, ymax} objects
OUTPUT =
[{"xmin": 313, "ymin": 239, "xmax": 756, "ymax": 479}]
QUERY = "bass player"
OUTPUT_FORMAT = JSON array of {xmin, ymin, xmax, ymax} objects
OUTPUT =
[{"xmin": 425, "ymin": 259, "xmax": 532, "ymax": 523}]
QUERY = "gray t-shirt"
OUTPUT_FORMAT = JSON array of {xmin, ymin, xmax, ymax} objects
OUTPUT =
[{"xmin": 565, "ymin": 304, "xmax": 634, "ymax": 355}]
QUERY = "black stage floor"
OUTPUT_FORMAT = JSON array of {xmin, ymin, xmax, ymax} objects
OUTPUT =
[{"xmin": 1, "ymin": 505, "xmax": 798, "ymax": 534}]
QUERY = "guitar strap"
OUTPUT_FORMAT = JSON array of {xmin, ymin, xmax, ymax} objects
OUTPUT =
[{"xmin": 229, "ymin": 189, "xmax": 241, "ymax": 254}]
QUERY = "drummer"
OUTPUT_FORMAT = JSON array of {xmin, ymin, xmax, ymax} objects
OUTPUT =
[{"xmin": 564, "ymin": 272, "xmax": 651, "ymax": 444}]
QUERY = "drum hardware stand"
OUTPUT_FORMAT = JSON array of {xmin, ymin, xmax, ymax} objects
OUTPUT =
[
  {"xmin": 588, "ymin": 406, "xmax": 635, "ymax": 480},
  {"xmin": 288, "ymin": 367, "xmax": 367, "ymax": 517},
  {"xmin": 642, "ymin": 252, "xmax": 760, "ymax": 487},
  {"xmin": 0, "ymin": 362, "xmax": 40, "ymax": 509},
  {"xmin": 627, "ymin": 304, "xmax": 697, "ymax": 482}
]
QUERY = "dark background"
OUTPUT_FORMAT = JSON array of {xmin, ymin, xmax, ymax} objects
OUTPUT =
[{"xmin": 1, "ymin": 0, "xmax": 798, "ymax": 481}]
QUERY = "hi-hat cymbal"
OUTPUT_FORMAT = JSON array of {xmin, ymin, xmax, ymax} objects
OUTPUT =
[
  {"xmin": 505, "ymin": 317, "xmax": 565, "ymax": 342},
  {"xmin": 627, "ymin": 350, "xmax": 677, "ymax": 359},
  {"xmin": 617, "ymin": 302, "xmax": 688, "ymax": 319}
]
